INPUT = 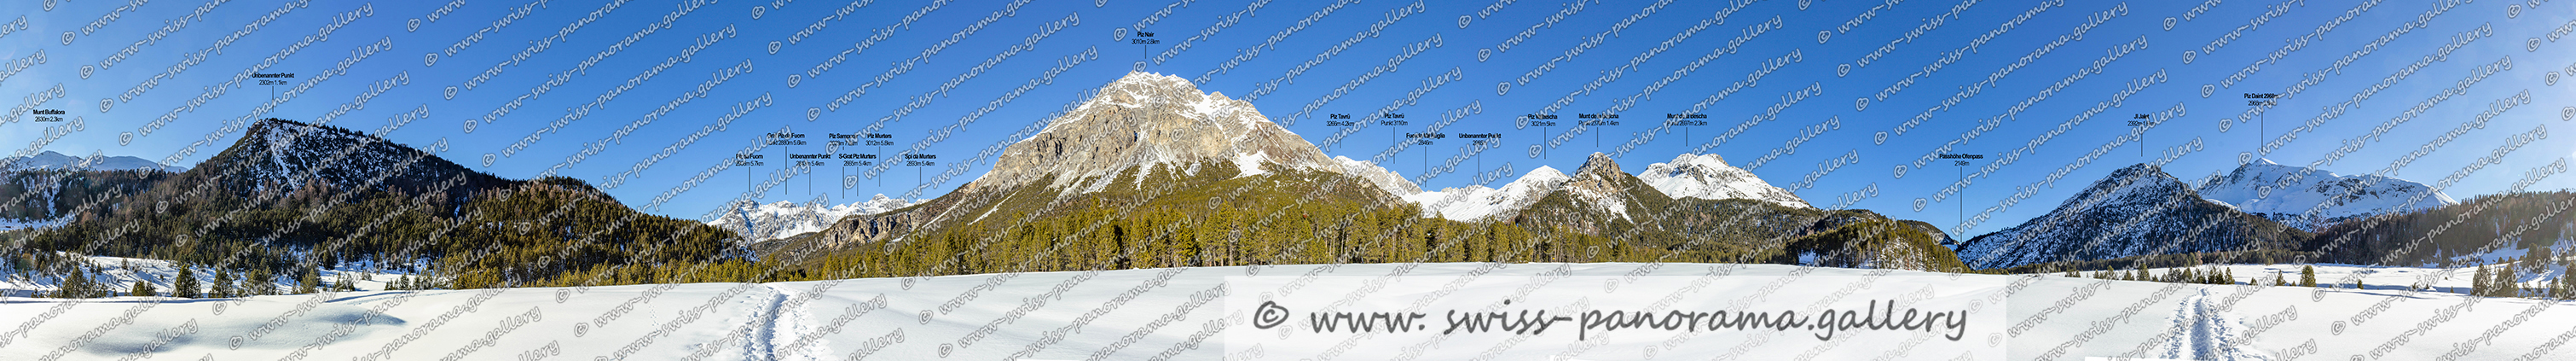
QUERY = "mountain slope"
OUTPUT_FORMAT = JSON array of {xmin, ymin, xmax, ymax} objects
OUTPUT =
[
  {"xmin": 1506, "ymin": 153, "xmax": 1963, "ymax": 271},
  {"xmin": 1637, "ymin": 153, "xmax": 1809, "ymax": 208},
  {"xmin": 1514, "ymin": 153, "xmax": 1676, "ymax": 228},
  {"xmin": 191, "ymin": 119, "xmax": 518, "ymax": 201},
  {"xmin": 1956, "ymin": 164, "xmax": 2310, "ymax": 270},
  {"xmin": 10, "ymin": 119, "xmax": 736, "ymax": 288},
  {"xmin": 1334, "ymin": 156, "xmax": 1421, "ymax": 195},
  {"xmin": 2197, "ymin": 159, "xmax": 2457, "ymax": 230}
]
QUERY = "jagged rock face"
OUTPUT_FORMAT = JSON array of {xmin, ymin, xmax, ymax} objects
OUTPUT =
[
  {"xmin": 970, "ymin": 72, "xmax": 1340, "ymax": 193},
  {"xmin": 1560, "ymin": 153, "xmax": 1662, "ymax": 219},
  {"xmin": 2196, "ymin": 159, "xmax": 2457, "ymax": 230},
  {"xmin": 1638, "ymin": 153, "xmax": 1809, "ymax": 208},
  {"xmin": 1956, "ymin": 164, "xmax": 2307, "ymax": 270},
  {"xmin": 1507, "ymin": 153, "xmax": 1678, "ymax": 236}
]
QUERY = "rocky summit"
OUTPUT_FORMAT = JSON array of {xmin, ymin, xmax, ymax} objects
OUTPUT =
[{"xmin": 970, "ymin": 72, "xmax": 1347, "ymax": 194}]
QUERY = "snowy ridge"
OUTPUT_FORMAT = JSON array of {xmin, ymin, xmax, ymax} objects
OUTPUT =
[
  {"xmin": 0, "ymin": 150, "xmax": 185, "ymax": 172},
  {"xmin": 1334, "ymin": 156, "xmax": 1421, "ymax": 195},
  {"xmin": 1637, "ymin": 153, "xmax": 1809, "ymax": 208},
  {"xmin": 707, "ymin": 195, "xmax": 921, "ymax": 242},
  {"xmin": 1404, "ymin": 166, "xmax": 1569, "ymax": 221},
  {"xmin": 2197, "ymin": 159, "xmax": 2457, "ymax": 230}
]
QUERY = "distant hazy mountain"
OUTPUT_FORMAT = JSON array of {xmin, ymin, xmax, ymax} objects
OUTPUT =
[
  {"xmin": 1, "ymin": 150, "xmax": 184, "ymax": 172},
  {"xmin": 2196, "ymin": 159, "xmax": 2456, "ymax": 230},
  {"xmin": 1956, "ymin": 164, "xmax": 2308, "ymax": 270}
]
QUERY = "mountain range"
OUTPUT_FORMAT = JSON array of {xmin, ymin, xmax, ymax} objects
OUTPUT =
[
  {"xmin": 0, "ymin": 150, "xmax": 185, "ymax": 172},
  {"xmin": 705, "ymin": 195, "xmax": 921, "ymax": 243},
  {"xmin": 1955, "ymin": 164, "xmax": 2311, "ymax": 270},
  {"xmin": 772, "ymin": 72, "xmax": 1963, "ymax": 274},
  {"xmin": 1959, "ymin": 159, "xmax": 2480, "ymax": 271},
  {"xmin": 6, "ymin": 72, "xmax": 2525, "ymax": 283}
]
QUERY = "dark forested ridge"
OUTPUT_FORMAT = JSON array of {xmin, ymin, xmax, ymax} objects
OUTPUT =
[{"xmin": 1, "ymin": 119, "xmax": 738, "ymax": 291}]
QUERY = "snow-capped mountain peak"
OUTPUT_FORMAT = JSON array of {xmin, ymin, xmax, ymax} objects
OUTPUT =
[
  {"xmin": 1956, "ymin": 163, "xmax": 2306, "ymax": 270},
  {"xmin": 2196, "ymin": 159, "xmax": 2455, "ymax": 230},
  {"xmin": 1404, "ymin": 166, "xmax": 1569, "ymax": 221},
  {"xmin": 975, "ymin": 72, "xmax": 1343, "ymax": 193},
  {"xmin": 1637, "ymin": 153, "xmax": 1810, "ymax": 208},
  {"xmin": 706, "ymin": 195, "xmax": 921, "ymax": 242}
]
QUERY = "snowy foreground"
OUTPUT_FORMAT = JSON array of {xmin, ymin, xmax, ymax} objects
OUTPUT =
[
  {"xmin": 0, "ymin": 254, "xmax": 425, "ymax": 297},
  {"xmin": 4, "ymin": 263, "xmax": 2576, "ymax": 360}
]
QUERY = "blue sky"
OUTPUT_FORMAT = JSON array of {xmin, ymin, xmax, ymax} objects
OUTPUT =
[{"xmin": 3, "ymin": 0, "xmax": 2570, "ymax": 238}]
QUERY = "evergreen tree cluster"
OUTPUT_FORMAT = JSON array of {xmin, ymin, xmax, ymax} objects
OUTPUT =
[
  {"xmin": 2083, "ymin": 265, "xmax": 2236, "ymax": 285},
  {"xmin": 2307, "ymin": 191, "xmax": 2576, "ymax": 266}
]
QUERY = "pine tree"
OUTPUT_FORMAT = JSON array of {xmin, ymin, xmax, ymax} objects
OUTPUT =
[
  {"xmin": 2498, "ymin": 265, "xmax": 2521, "ymax": 297},
  {"xmin": 296, "ymin": 267, "xmax": 320, "ymax": 294},
  {"xmin": 250, "ymin": 268, "xmax": 276, "ymax": 296},
  {"xmin": 51, "ymin": 268, "xmax": 94, "ymax": 298},
  {"xmin": 211, "ymin": 269, "xmax": 235, "ymax": 298},
  {"xmin": 129, "ymin": 279, "xmax": 155, "ymax": 297},
  {"xmin": 2554, "ymin": 272, "xmax": 2574, "ymax": 300},
  {"xmin": 2474, "ymin": 265, "xmax": 2492, "ymax": 296},
  {"xmin": 2299, "ymin": 265, "xmax": 2318, "ymax": 287},
  {"xmin": 172, "ymin": 265, "xmax": 200, "ymax": 298}
]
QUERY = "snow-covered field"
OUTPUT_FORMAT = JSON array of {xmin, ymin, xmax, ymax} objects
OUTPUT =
[
  {"xmin": 2126, "ymin": 263, "xmax": 2571, "ymax": 297},
  {"xmin": 0, "ymin": 254, "xmax": 426, "ymax": 297},
  {"xmin": 3, "ymin": 263, "xmax": 2573, "ymax": 360}
]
